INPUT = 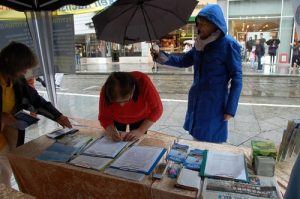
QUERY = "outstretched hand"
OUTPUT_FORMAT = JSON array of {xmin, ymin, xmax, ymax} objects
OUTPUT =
[{"xmin": 57, "ymin": 115, "xmax": 72, "ymax": 128}]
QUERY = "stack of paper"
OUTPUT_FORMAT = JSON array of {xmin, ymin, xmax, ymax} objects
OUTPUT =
[
  {"xmin": 69, "ymin": 155, "xmax": 112, "ymax": 170},
  {"xmin": 200, "ymin": 150, "xmax": 249, "ymax": 182},
  {"xmin": 175, "ymin": 168, "xmax": 201, "ymax": 191},
  {"xmin": 104, "ymin": 168, "xmax": 145, "ymax": 181},
  {"xmin": 110, "ymin": 145, "xmax": 167, "ymax": 175},
  {"xmin": 82, "ymin": 136, "xmax": 128, "ymax": 158}
]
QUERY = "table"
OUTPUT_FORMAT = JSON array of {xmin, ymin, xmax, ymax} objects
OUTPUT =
[
  {"xmin": 0, "ymin": 183, "xmax": 35, "ymax": 199},
  {"xmin": 7, "ymin": 119, "xmax": 291, "ymax": 199}
]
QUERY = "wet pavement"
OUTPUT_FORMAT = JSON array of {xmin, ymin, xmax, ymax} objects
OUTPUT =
[{"xmin": 25, "ymin": 61, "xmax": 300, "ymax": 149}]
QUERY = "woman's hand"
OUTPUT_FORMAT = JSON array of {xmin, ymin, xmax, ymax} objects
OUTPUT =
[
  {"xmin": 105, "ymin": 125, "xmax": 122, "ymax": 142},
  {"xmin": 224, "ymin": 114, "xmax": 233, "ymax": 121},
  {"xmin": 1, "ymin": 112, "xmax": 17, "ymax": 126},
  {"xmin": 57, "ymin": 115, "xmax": 72, "ymax": 128},
  {"xmin": 123, "ymin": 129, "xmax": 144, "ymax": 141}
]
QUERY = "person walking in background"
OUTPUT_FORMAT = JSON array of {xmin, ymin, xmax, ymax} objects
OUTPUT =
[
  {"xmin": 255, "ymin": 39, "xmax": 265, "ymax": 71},
  {"xmin": 267, "ymin": 38, "xmax": 279, "ymax": 66},
  {"xmin": 291, "ymin": 41, "xmax": 300, "ymax": 68},
  {"xmin": 151, "ymin": 4, "xmax": 242, "ymax": 143},
  {"xmin": 246, "ymin": 37, "xmax": 254, "ymax": 61},
  {"xmin": 249, "ymin": 46, "xmax": 256, "ymax": 69},
  {"xmin": 0, "ymin": 42, "xmax": 72, "ymax": 187},
  {"xmin": 99, "ymin": 71, "xmax": 163, "ymax": 142}
]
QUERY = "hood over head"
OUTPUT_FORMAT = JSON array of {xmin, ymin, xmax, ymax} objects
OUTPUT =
[{"xmin": 196, "ymin": 4, "xmax": 227, "ymax": 36}]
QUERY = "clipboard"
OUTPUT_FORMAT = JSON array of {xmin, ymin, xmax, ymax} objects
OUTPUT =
[
  {"xmin": 110, "ymin": 146, "xmax": 167, "ymax": 175},
  {"xmin": 200, "ymin": 150, "xmax": 249, "ymax": 183}
]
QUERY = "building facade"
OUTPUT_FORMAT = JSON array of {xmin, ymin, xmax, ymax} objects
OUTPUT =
[{"xmin": 0, "ymin": 0, "xmax": 297, "ymax": 66}]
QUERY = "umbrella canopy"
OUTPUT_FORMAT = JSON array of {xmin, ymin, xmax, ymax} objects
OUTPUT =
[
  {"xmin": 266, "ymin": 39, "xmax": 280, "ymax": 45},
  {"xmin": 0, "ymin": 0, "xmax": 97, "ymax": 11},
  {"xmin": 92, "ymin": 0, "xmax": 198, "ymax": 45}
]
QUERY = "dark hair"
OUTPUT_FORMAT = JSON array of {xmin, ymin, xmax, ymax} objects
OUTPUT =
[
  {"xmin": 0, "ymin": 42, "xmax": 37, "ymax": 77},
  {"xmin": 104, "ymin": 72, "xmax": 139, "ymax": 105}
]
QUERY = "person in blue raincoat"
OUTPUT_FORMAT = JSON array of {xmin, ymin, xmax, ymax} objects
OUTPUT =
[{"xmin": 151, "ymin": 4, "xmax": 242, "ymax": 143}]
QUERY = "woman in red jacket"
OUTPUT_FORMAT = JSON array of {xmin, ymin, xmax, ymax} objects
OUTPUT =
[{"xmin": 99, "ymin": 71, "xmax": 163, "ymax": 141}]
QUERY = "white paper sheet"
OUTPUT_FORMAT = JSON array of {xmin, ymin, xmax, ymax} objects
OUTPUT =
[
  {"xmin": 83, "ymin": 136, "xmax": 128, "ymax": 158},
  {"xmin": 204, "ymin": 151, "xmax": 247, "ymax": 181}
]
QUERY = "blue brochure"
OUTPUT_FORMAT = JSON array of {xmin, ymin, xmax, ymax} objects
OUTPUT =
[
  {"xmin": 183, "ymin": 149, "xmax": 205, "ymax": 170},
  {"xmin": 36, "ymin": 142, "xmax": 78, "ymax": 162},
  {"xmin": 167, "ymin": 143, "xmax": 189, "ymax": 163}
]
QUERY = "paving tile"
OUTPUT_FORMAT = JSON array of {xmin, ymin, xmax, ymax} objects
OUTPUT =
[
  {"xmin": 227, "ymin": 131, "xmax": 252, "ymax": 146},
  {"xmin": 256, "ymin": 129, "xmax": 285, "ymax": 145}
]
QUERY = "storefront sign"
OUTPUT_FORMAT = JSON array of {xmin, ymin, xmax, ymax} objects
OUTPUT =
[
  {"xmin": 0, "ymin": 0, "xmax": 116, "ymax": 18},
  {"xmin": 0, "ymin": 6, "xmax": 25, "ymax": 19},
  {"xmin": 0, "ymin": 15, "xmax": 76, "ymax": 74},
  {"xmin": 57, "ymin": 0, "xmax": 116, "ymax": 15}
]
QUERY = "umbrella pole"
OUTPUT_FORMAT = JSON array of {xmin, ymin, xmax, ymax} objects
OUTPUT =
[{"xmin": 141, "ymin": 5, "xmax": 153, "ymax": 48}]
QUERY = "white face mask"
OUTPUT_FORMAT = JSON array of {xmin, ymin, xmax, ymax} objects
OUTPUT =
[{"xmin": 194, "ymin": 30, "xmax": 221, "ymax": 51}]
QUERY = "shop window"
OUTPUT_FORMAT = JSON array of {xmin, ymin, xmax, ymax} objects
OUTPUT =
[{"xmin": 120, "ymin": 43, "xmax": 142, "ymax": 57}]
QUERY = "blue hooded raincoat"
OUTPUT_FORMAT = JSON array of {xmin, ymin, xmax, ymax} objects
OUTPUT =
[{"xmin": 159, "ymin": 5, "xmax": 242, "ymax": 142}]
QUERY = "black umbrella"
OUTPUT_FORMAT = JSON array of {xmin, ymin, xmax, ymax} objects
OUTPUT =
[
  {"xmin": 266, "ymin": 39, "xmax": 280, "ymax": 45},
  {"xmin": 92, "ymin": 0, "xmax": 198, "ymax": 45},
  {"xmin": 0, "ymin": 0, "xmax": 97, "ymax": 11}
]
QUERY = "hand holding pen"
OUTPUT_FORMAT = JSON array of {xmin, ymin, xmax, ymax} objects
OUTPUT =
[{"xmin": 106, "ymin": 125, "xmax": 122, "ymax": 141}]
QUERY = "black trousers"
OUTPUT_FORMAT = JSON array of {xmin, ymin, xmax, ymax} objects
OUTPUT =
[{"xmin": 114, "ymin": 119, "xmax": 147, "ymax": 134}]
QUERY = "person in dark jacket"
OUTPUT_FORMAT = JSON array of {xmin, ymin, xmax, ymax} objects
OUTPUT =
[
  {"xmin": 291, "ymin": 41, "xmax": 300, "ymax": 68},
  {"xmin": 151, "ymin": 4, "xmax": 242, "ymax": 143},
  {"xmin": 0, "ymin": 42, "xmax": 72, "ymax": 187},
  {"xmin": 255, "ymin": 39, "xmax": 265, "ymax": 70},
  {"xmin": 267, "ymin": 39, "xmax": 279, "ymax": 65}
]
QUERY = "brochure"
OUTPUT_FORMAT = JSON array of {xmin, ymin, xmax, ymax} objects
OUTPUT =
[
  {"xmin": 201, "ymin": 176, "xmax": 282, "ymax": 199},
  {"xmin": 183, "ymin": 149, "xmax": 204, "ymax": 170},
  {"xmin": 36, "ymin": 142, "xmax": 78, "ymax": 163},
  {"xmin": 14, "ymin": 110, "xmax": 39, "ymax": 130},
  {"xmin": 166, "ymin": 143, "xmax": 189, "ymax": 163}
]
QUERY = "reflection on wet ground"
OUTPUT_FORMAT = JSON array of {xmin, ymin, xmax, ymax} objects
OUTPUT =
[{"xmin": 29, "ymin": 62, "xmax": 300, "ymax": 148}]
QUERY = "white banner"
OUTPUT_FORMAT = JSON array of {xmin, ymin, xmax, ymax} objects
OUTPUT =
[{"xmin": 292, "ymin": 0, "xmax": 300, "ymax": 38}]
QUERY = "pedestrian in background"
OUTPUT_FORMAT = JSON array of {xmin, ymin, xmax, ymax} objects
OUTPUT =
[
  {"xmin": 291, "ymin": 41, "xmax": 300, "ymax": 68},
  {"xmin": 99, "ymin": 71, "xmax": 163, "ymax": 142},
  {"xmin": 255, "ymin": 39, "xmax": 265, "ymax": 71},
  {"xmin": 0, "ymin": 42, "xmax": 72, "ymax": 187},
  {"xmin": 267, "ymin": 38, "xmax": 279, "ymax": 66},
  {"xmin": 249, "ymin": 46, "xmax": 256, "ymax": 69},
  {"xmin": 151, "ymin": 4, "xmax": 242, "ymax": 143}
]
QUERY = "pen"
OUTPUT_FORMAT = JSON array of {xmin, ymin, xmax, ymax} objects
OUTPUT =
[
  {"xmin": 114, "ymin": 126, "xmax": 121, "ymax": 137},
  {"xmin": 127, "ymin": 138, "xmax": 140, "ymax": 148}
]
